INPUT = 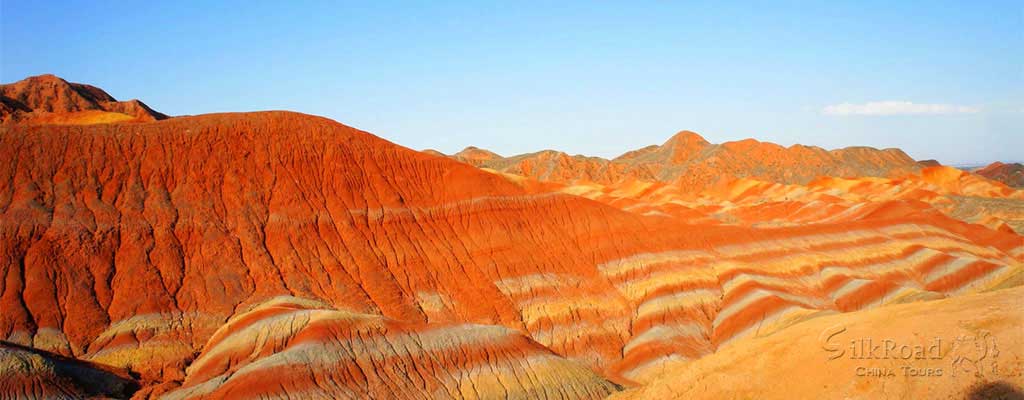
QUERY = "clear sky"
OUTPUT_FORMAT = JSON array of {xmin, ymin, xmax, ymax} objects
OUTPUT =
[{"xmin": 3, "ymin": 1, "xmax": 1021, "ymax": 164}]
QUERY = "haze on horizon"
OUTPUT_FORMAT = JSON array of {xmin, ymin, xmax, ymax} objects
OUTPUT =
[{"xmin": 2, "ymin": 1, "xmax": 1021, "ymax": 165}]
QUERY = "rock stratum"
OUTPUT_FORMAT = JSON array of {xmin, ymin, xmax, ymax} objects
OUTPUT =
[
  {"xmin": 0, "ymin": 77, "xmax": 1022, "ymax": 399},
  {"xmin": 441, "ymin": 134, "xmax": 1024, "ymax": 235}
]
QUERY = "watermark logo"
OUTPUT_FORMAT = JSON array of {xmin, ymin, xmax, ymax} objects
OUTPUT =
[
  {"xmin": 819, "ymin": 325, "xmax": 1000, "ymax": 379},
  {"xmin": 949, "ymin": 331, "xmax": 999, "ymax": 378}
]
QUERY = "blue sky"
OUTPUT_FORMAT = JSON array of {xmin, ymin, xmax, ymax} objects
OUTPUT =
[{"xmin": 3, "ymin": 1, "xmax": 1021, "ymax": 164}]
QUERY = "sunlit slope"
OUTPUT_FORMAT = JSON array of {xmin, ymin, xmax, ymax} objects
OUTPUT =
[
  {"xmin": 547, "ymin": 166, "xmax": 1024, "ymax": 233},
  {"xmin": 611, "ymin": 286, "xmax": 1024, "ymax": 399}
]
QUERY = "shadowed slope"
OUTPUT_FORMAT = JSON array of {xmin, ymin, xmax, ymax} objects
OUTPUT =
[{"xmin": 0, "ymin": 341, "xmax": 138, "ymax": 399}]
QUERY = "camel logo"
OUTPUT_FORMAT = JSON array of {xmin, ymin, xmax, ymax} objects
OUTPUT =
[{"xmin": 949, "ymin": 330, "xmax": 999, "ymax": 378}]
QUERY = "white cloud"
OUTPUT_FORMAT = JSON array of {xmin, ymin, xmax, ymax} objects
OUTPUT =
[{"xmin": 822, "ymin": 101, "xmax": 980, "ymax": 116}]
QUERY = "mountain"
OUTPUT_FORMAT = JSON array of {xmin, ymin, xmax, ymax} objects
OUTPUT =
[
  {"xmin": 0, "ymin": 74, "xmax": 167, "ymax": 124},
  {"xmin": 551, "ymin": 164, "xmax": 1024, "ymax": 234},
  {"xmin": 1, "ymin": 110, "xmax": 642, "ymax": 398},
  {"xmin": 1, "ymin": 76, "xmax": 1021, "ymax": 399},
  {"xmin": 974, "ymin": 161, "xmax": 1024, "ymax": 188},
  {"xmin": 451, "ymin": 146, "xmax": 503, "ymax": 167},
  {"xmin": 450, "ymin": 131, "xmax": 920, "ymax": 191},
  {"xmin": 447, "ymin": 134, "xmax": 1024, "ymax": 234}
]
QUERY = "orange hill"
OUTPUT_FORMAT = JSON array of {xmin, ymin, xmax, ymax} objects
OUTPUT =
[
  {"xmin": 0, "ymin": 74, "xmax": 167, "ymax": 124},
  {"xmin": 974, "ymin": 161, "xmax": 1024, "ymax": 188},
  {"xmin": 451, "ymin": 146, "xmax": 503, "ymax": 167},
  {"xmin": 540, "ymin": 165, "xmax": 1024, "ymax": 234}
]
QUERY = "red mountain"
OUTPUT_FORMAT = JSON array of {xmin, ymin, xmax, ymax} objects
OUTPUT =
[
  {"xmin": 448, "ymin": 131, "xmax": 920, "ymax": 190},
  {"xmin": 0, "ymin": 74, "xmax": 167, "ymax": 124},
  {"xmin": 974, "ymin": 161, "xmax": 1024, "ymax": 188},
  {"xmin": 1, "ymin": 76, "xmax": 1021, "ymax": 399}
]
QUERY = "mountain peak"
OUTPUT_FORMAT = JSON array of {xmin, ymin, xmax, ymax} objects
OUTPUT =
[
  {"xmin": 455, "ymin": 146, "xmax": 501, "ymax": 158},
  {"xmin": 661, "ymin": 130, "xmax": 711, "ymax": 164},
  {"xmin": 664, "ymin": 130, "xmax": 710, "ymax": 147},
  {"xmin": 23, "ymin": 73, "xmax": 65, "ymax": 83},
  {"xmin": 452, "ymin": 146, "xmax": 502, "ymax": 167}
]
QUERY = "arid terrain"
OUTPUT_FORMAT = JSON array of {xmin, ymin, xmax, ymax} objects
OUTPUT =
[{"xmin": 1, "ymin": 75, "xmax": 1022, "ymax": 399}]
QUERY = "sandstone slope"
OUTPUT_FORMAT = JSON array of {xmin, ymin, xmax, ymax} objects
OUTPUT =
[
  {"xmin": 547, "ymin": 166, "xmax": 1024, "ymax": 234},
  {"xmin": 611, "ymin": 285, "xmax": 1024, "ymax": 400}
]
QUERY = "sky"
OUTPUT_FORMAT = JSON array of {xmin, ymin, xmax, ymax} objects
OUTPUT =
[{"xmin": 2, "ymin": 1, "xmax": 1021, "ymax": 165}]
